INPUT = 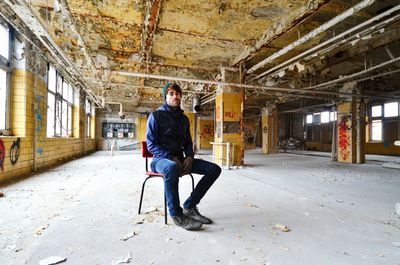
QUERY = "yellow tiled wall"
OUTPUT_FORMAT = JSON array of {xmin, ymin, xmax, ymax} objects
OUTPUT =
[
  {"xmin": 0, "ymin": 69, "xmax": 96, "ymax": 184},
  {"xmin": 137, "ymin": 115, "xmax": 148, "ymax": 142}
]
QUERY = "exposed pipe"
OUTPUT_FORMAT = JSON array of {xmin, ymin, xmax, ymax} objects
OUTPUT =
[
  {"xmin": 113, "ymin": 71, "xmax": 400, "ymax": 101},
  {"xmin": 280, "ymin": 102, "xmax": 335, "ymax": 113},
  {"xmin": 246, "ymin": 0, "xmax": 377, "ymax": 75},
  {"xmin": 251, "ymin": 5, "xmax": 400, "ymax": 81},
  {"xmin": 298, "ymin": 55, "xmax": 400, "ymax": 92}
]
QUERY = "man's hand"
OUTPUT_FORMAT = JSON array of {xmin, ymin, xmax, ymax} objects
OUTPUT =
[
  {"xmin": 182, "ymin": 157, "xmax": 194, "ymax": 175},
  {"xmin": 170, "ymin": 156, "xmax": 183, "ymax": 170}
]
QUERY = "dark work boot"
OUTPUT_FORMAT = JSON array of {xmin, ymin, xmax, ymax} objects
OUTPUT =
[
  {"xmin": 183, "ymin": 207, "xmax": 213, "ymax": 224},
  {"xmin": 172, "ymin": 214, "xmax": 203, "ymax": 231}
]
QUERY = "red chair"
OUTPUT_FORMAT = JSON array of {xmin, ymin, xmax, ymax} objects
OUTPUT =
[{"xmin": 138, "ymin": 141, "xmax": 195, "ymax": 224}]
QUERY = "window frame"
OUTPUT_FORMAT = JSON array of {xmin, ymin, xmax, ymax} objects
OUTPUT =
[
  {"xmin": 47, "ymin": 64, "xmax": 74, "ymax": 137},
  {"xmin": 85, "ymin": 98, "xmax": 94, "ymax": 138},
  {"xmin": 0, "ymin": 19, "xmax": 13, "ymax": 136},
  {"xmin": 368, "ymin": 102, "xmax": 400, "ymax": 142}
]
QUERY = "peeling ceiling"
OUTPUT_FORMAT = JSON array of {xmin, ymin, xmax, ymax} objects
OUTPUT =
[{"xmin": 2, "ymin": 0, "xmax": 400, "ymax": 113}]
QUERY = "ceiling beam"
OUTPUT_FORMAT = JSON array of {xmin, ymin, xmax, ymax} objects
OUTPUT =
[
  {"xmin": 250, "ymin": 4, "xmax": 400, "ymax": 82},
  {"xmin": 112, "ymin": 70, "xmax": 399, "ymax": 100},
  {"xmin": 246, "ymin": 0, "xmax": 378, "ymax": 75}
]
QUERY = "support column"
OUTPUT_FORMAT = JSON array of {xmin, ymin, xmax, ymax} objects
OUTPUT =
[
  {"xmin": 337, "ymin": 83, "xmax": 366, "ymax": 164},
  {"xmin": 337, "ymin": 101, "xmax": 356, "ymax": 163},
  {"xmin": 214, "ymin": 67, "xmax": 244, "ymax": 166},
  {"xmin": 356, "ymin": 100, "xmax": 366, "ymax": 164},
  {"xmin": 262, "ymin": 104, "xmax": 278, "ymax": 154}
]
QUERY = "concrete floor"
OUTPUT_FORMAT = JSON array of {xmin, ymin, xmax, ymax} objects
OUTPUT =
[{"xmin": 1, "ymin": 149, "xmax": 399, "ymax": 265}]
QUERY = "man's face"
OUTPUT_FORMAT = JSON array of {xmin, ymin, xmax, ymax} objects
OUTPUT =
[{"xmin": 165, "ymin": 87, "xmax": 181, "ymax": 107}]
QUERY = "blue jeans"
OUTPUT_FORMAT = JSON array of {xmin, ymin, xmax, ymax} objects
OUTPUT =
[{"xmin": 151, "ymin": 157, "xmax": 221, "ymax": 217}]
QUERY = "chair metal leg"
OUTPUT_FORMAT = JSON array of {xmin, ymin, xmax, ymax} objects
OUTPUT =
[
  {"xmin": 189, "ymin": 174, "xmax": 195, "ymax": 191},
  {"xmin": 164, "ymin": 193, "xmax": 167, "ymax": 225},
  {"xmin": 138, "ymin": 176, "xmax": 152, "ymax": 214}
]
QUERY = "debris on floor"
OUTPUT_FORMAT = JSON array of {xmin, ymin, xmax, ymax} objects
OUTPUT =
[
  {"xmin": 38, "ymin": 256, "xmax": 67, "ymax": 265},
  {"xmin": 121, "ymin": 231, "xmax": 136, "ymax": 241},
  {"xmin": 245, "ymin": 202, "xmax": 259, "ymax": 208},
  {"xmin": 144, "ymin": 206, "xmax": 158, "ymax": 213},
  {"xmin": 0, "ymin": 192, "xmax": 4, "ymax": 197},
  {"xmin": 55, "ymin": 215, "xmax": 74, "ymax": 221},
  {"xmin": 274, "ymin": 224, "xmax": 291, "ymax": 232},
  {"xmin": 111, "ymin": 252, "xmax": 132, "ymax": 265},
  {"xmin": 35, "ymin": 224, "xmax": 49, "ymax": 236},
  {"xmin": 392, "ymin": 242, "xmax": 400, "ymax": 247},
  {"xmin": 4, "ymin": 244, "xmax": 16, "ymax": 252},
  {"xmin": 395, "ymin": 203, "xmax": 400, "ymax": 216}
]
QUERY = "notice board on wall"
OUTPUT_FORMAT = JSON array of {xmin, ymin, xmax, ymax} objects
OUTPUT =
[{"xmin": 102, "ymin": 122, "xmax": 136, "ymax": 138}]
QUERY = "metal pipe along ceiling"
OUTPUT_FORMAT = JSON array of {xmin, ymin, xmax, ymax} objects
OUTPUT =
[
  {"xmin": 249, "ymin": 4, "xmax": 400, "ymax": 82},
  {"xmin": 246, "ymin": 0, "xmax": 378, "ymax": 75}
]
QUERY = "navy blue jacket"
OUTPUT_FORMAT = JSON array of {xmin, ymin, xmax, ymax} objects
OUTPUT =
[{"xmin": 146, "ymin": 104, "xmax": 194, "ymax": 159}]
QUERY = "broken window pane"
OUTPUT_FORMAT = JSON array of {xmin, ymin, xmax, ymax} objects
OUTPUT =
[
  {"xmin": 384, "ymin": 102, "xmax": 398, "ymax": 118},
  {"xmin": 371, "ymin": 120, "xmax": 382, "ymax": 141},
  {"xmin": 47, "ymin": 92, "xmax": 55, "ymax": 136},
  {"xmin": 306, "ymin": 114, "xmax": 313, "ymax": 124},
  {"xmin": 371, "ymin": 105, "xmax": 382, "ymax": 117},
  {"xmin": 0, "ymin": 24, "xmax": 9, "ymax": 60},
  {"xmin": 0, "ymin": 69, "xmax": 6, "ymax": 130},
  {"xmin": 321, "ymin": 111, "xmax": 330, "ymax": 123}
]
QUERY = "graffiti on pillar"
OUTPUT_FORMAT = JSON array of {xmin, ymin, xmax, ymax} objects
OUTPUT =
[
  {"xmin": 216, "ymin": 106, "xmax": 222, "ymax": 122},
  {"xmin": 200, "ymin": 124, "xmax": 214, "ymax": 142},
  {"xmin": 224, "ymin": 111, "xmax": 237, "ymax": 120},
  {"xmin": 338, "ymin": 114, "xmax": 352, "ymax": 161},
  {"xmin": 0, "ymin": 139, "xmax": 5, "ymax": 172},
  {"xmin": 35, "ymin": 95, "xmax": 45, "ymax": 155}
]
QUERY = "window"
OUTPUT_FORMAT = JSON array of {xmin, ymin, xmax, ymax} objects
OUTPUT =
[
  {"xmin": 321, "ymin": 111, "xmax": 330, "ymax": 123},
  {"xmin": 0, "ymin": 70, "xmax": 7, "ymax": 131},
  {"xmin": 371, "ymin": 120, "xmax": 382, "ymax": 141},
  {"xmin": 0, "ymin": 21, "xmax": 11, "ymax": 134},
  {"xmin": 306, "ymin": 114, "xmax": 313, "ymax": 124},
  {"xmin": 0, "ymin": 23, "xmax": 9, "ymax": 60},
  {"xmin": 330, "ymin": 111, "xmax": 337, "ymax": 122},
  {"xmin": 371, "ymin": 105, "xmax": 382, "ymax": 117},
  {"xmin": 384, "ymin": 102, "xmax": 398, "ymax": 118},
  {"xmin": 47, "ymin": 64, "xmax": 74, "ymax": 137},
  {"xmin": 86, "ymin": 98, "xmax": 94, "ymax": 138}
]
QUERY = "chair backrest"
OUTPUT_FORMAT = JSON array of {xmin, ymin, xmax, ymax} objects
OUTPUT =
[
  {"xmin": 141, "ymin": 141, "xmax": 152, "ymax": 172},
  {"xmin": 141, "ymin": 141, "xmax": 153, "ymax": 158}
]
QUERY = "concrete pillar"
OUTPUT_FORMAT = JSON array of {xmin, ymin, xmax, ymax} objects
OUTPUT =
[
  {"xmin": 336, "ymin": 82, "xmax": 366, "ymax": 164},
  {"xmin": 356, "ymin": 100, "xmax": 366, "ymax": 164},
  {"xmin": 261, "ymin": 104, "xmax": 278, "ymax": 154},
  {"xmin": 337, "ymin": 100, "xmax": 365, "ymax": 164},
  {"xmin": 214, "ymin": 67, "xmax": 244, "ymax": 166},
  {"xmin": 337, "ymin": 101, "xmax": 357, "ymax": 163}
]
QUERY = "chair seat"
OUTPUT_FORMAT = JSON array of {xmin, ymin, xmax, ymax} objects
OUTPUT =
[{"xmin": 145, "ymin": 171, "xmax": 165, "ymax": 177}]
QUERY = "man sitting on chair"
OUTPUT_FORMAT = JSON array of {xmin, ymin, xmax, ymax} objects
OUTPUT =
[{"xmin": 146, "ymin": 83, "xmax": 221, "ymax": 231}]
